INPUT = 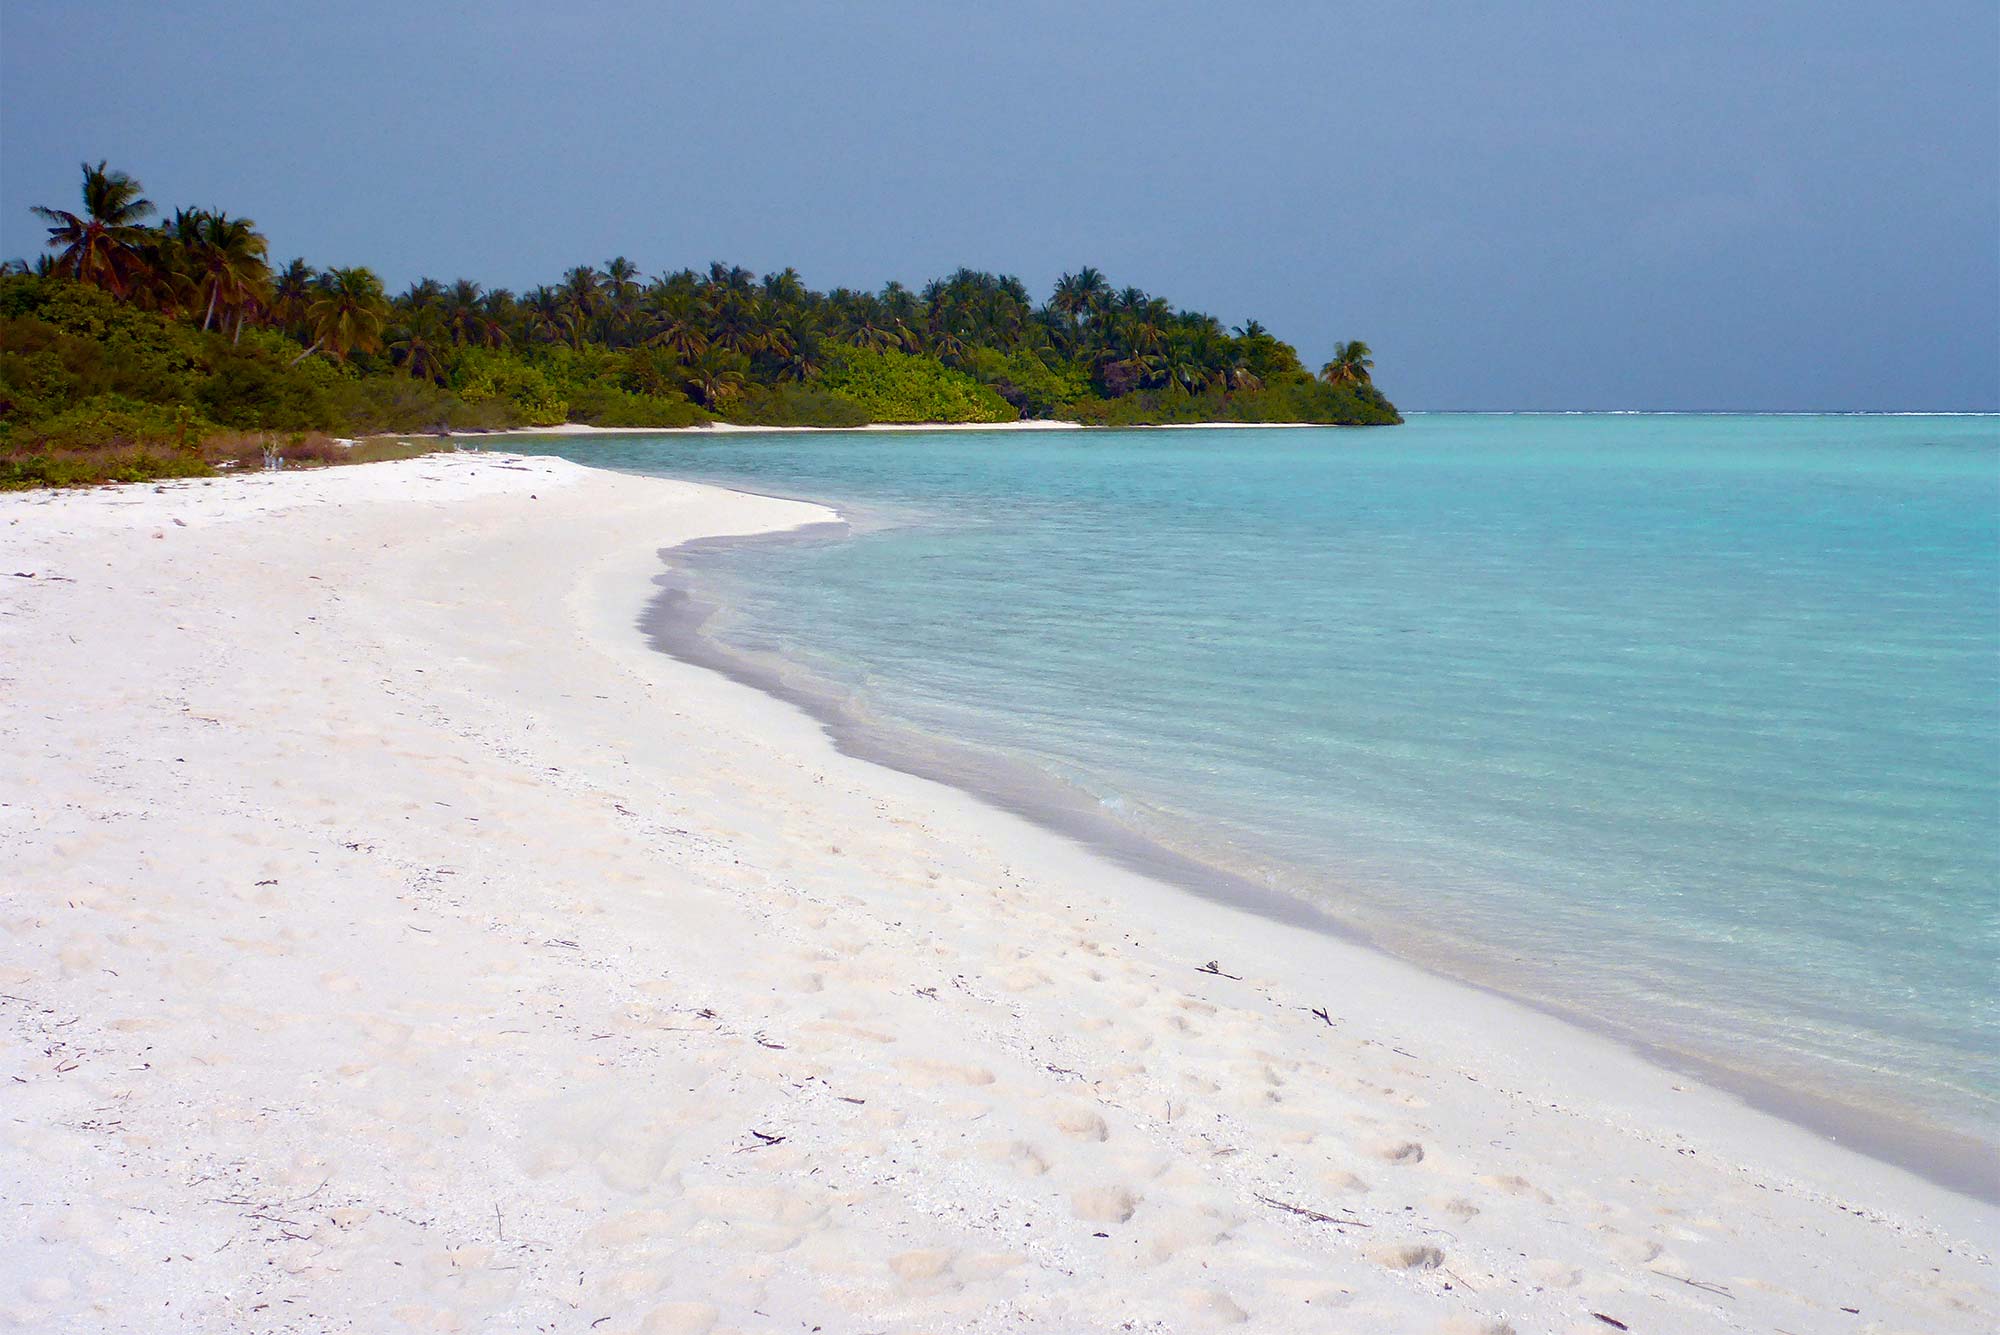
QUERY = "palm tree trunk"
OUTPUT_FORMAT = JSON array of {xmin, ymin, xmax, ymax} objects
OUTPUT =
[
  {"xmin": 289, "ymin": 338, "xmax": 323, "ymax": 366},
  {"xmin": 203, "ymin": 283, "xmax": 219, "ymax": 332}
]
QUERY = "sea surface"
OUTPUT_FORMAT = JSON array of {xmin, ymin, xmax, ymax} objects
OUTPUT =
[{"xmin": 537, "ymin": 414, "xmax": 2000, "ymax": 1176}]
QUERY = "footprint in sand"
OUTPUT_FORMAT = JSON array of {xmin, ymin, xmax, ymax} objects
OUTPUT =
[
  {"xmin": 640, "ymin": 1302, "xmax": 718, "ymax": 1335},
  {"xmin": 1598, "ymin": 1230, "xmax": 1662, "ymax": 1265},
  {"xmin": 978, "ymin": 1140, "xmax": 1050, "ymax": 1176},
  {"xmin": 1478, "ymin": 1173, "xmax": 1554, "ymax": 1204},
  {"xmin": 1368, "ymin": 1242, "xmax": 1445, "ymax": 1270},
  {"xmin": 1182, "ymin": 1288, "xmax": 1251, "ymax": 1325},
  {"xmin": 1071, "ymin": 1185, "xmax": 1139, "ymax": 1223},
  {"xmin": 1051, "ymin": 1104, "xmax": 1109, "ymax": 1141},
  {"xmin": 1369, "ymin": 1138, "xmax": 1426, "ymax": 1164},
  {"xmin": 887, "ymin": 1249, "xmax": 956, "ymax": 1284},
  {"xmin": 1527, "ymin": 1258, "xmax": 1581, "ymax": 1288},
  {"xmin": 893, "ymin": 1057, "xmax": 996, "ymax": 1088}
]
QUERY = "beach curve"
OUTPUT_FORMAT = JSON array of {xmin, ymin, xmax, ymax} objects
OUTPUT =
[{"xmin": 0, "ymin": 453, "xmax": 1992, "ymax": 1333}]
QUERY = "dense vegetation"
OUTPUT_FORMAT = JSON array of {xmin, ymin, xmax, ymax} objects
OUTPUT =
[{"xmin": 2, "ymin": 162, "xmax": 1398, "ymax": 486}]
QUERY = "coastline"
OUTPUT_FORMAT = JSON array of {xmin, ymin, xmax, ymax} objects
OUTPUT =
[
  {"xmin": 644, "ymin": 523, "xmax": 2000, "ymax": 1203},
  {"xmin": 2, "ymin": 454, "xmax": 1992, "ymax": 1332},
  {"xmin": 401, "ymin": 419, "xmax": 1358, "ymax": 443}
]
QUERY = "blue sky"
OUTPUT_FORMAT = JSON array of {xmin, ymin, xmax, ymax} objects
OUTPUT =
[{"xmin": 3, "ymin": 1, "xmax": 1995, "ymax": 409}]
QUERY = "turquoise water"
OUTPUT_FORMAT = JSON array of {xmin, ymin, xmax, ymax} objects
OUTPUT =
[{"xmin": 543, "ymin": 415, "xmax": 1999, "ymax": 1159}]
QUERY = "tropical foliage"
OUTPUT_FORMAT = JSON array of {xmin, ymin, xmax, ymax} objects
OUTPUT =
[{"xmin": 2, "ymin": 162, "xmax": 1398, "ymax": 485}]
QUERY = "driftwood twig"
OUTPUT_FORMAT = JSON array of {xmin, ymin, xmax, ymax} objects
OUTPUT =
[{"xmin": 1254, "ymin": 1193, "xmax": 1369, "ymax": 1228}]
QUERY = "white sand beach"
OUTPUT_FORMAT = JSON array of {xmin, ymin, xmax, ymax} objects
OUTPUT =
[{"xmin": 1, "ymin": 454, "xmax": 1992, "ymax": 1334}]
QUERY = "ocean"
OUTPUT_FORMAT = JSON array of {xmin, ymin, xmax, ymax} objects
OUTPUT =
[{"xmin": 537, "ymin": 413, "xmax": 1999, "ymax": 1174}]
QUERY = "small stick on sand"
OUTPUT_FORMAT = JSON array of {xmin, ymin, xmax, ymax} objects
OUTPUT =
[
  {"xmin": 1197, "ymin": 960, "xmax": 1242, "ymax": 980},
  {"xmin": 1652, "ymin": 1270, "xmax": 1735, "ymax": 1299},
  {"xmin": 1254, "ymin": 1193, "xmax": 1369, "ymax": 1228}
]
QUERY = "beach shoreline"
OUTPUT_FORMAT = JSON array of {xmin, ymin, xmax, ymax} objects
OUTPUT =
[
  {"xmin": 643, "ymin": 521, "xmax": 2000, "ymax": 1203},
  {"xmin": 2, "ymin": 454, "xmax": 1992, "ymax": 1333},
  {"xmin": 378, "ymin": 419, "xmax": 1363, "ymax": 444}
]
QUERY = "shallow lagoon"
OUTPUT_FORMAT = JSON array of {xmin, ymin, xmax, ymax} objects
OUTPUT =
[{"xmin": 545, "ymin": 414, "xmax": 2000, "ymax": 1161}]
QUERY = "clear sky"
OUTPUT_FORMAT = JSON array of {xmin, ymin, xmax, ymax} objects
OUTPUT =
[{"xmin": 3, "ymin": 1, "xmax": 1995, "ymax": 410}]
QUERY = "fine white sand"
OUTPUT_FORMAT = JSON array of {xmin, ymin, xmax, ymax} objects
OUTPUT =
[{"xmin": 1, "ymin": 455, "xmax": 1992, "ymax": 1334}]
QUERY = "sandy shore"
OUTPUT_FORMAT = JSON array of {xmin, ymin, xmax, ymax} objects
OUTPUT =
[
  {"xmin": 432, "ymin": 420, "xmax": 1093, "ymax": 439},
  {"xmin": 1, "ymin": 456, "xmax": 1992, "ymax": 1334}
]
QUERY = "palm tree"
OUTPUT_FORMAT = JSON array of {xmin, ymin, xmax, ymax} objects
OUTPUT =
[
  {"xmin": 559, "ymin": 265, "xmax": 604, "ymax": 345},
  {"xmin": 706, "ymin": 261, "xmax": 754, "ymax": 295},
  {"xmin": 1052, "ymin": 268, "xmax": 1108, "ymax": 331},
  {"xmin": 270, "ymin": 259, "xmax": 316, "ymax": 337},
  {"xmin": 603, "ymin": 256, "xmax": 642, "ymax": 339},
  {"xmin": 604, "ymin": 255, "xmax": 641, "ymax": 302},
  {"xmin": 681, "ymin": 346, "xmax": 746, "ymax": 406},
  {"xmin": 295, "ymin": 267, "xmax": 388, "ymax": 363},
  {"xmin": 644, "ymin": 287, "xmax": 708, "ymax": 361},
  {"xmin": 1221, "ymin": 359, "xmax": 1262, "ymax": 393},
  {"xmin": 441, "ymin": 279, "xmax": 503, "ymax": 346},
  {"xmin": 400, "ymin": 277, "xmax": 445, "ymax": 308},
  {"xmin": 1320, "ymin": 340, "xmax": 1374, "ymax": 387},
  {"xmin": 761, "ymin": 266, "xmax": 808, "ymax": 309},
  {"xmin": 773, "ymin": 325, "xmax": 825, "ymax": 382},
  {"xmin": 186, "ymin": 212, "xmax": 270, "ymax": 336},
  {"xmin": 706, "ymin": 293, "xmax": 764, "ymax": 356},
  {"xmin": 31, "ymin": 161, "xmax": 156, "ymax": 295},
  {"xmin": 521, "ymin": 286, "xmax": 566, "ymax": 344},
  {"xmin": 137, "ymin": 207, "xmax": 208, "ymax": 316},
  {"xmin": 389, "ymin": 308, "xmax": 451, "ymax": 383}
]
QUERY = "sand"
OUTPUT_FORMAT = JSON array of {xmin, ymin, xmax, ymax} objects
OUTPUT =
[{"xmin": 0, "ymin": 454, "xmax": 1992, "ymax": 1334}]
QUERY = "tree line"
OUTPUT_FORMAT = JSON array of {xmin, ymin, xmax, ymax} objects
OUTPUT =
[{"xmin": 3, "ymin": 161, "xmax": 1398, "ymax": 484}]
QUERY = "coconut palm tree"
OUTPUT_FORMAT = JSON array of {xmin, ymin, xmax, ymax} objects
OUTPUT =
[
  {"xmin": 681, "ymin": 346, "xmax": 746, "ymax": 406},
  {"xmin": 604, "ymin": 255, "xmax": 641, "ymax": 303},
  {"xmin": 441, "ymin": 279, "xmax": 503, "ymax": 346},
  {"xmin": 602, "ymin": 256, "xmax": 642, "ymax": 339},
  {"xmin": 389, "ymin": 307, "xmax": 451, "ymax": 383},
  {"xmin": 644, "ymin": 287, "xmax": 709, "ymax": 362},
  {"xmin": 773, "ymin": 325, "xmax": 826, "ymax": 382},
  {"xmin": 761, "ymin": 266, "xmax": 808, "ymax": 310},
  {"xmin": 1052, "ymin": 267, "xmax": 1109, "ymax": 332},
  {"xmin": 521, "ymin": 286, "xmax": 565, "ymax": 344},
  {"xmin": 706, "ymin": 293, "xmax": 764, "ymax": 356},
  {"xmin": 706, "ymin": 261, "xmax": 754, "ymax": 295},
  {"xmin": 270, "ymin": 259, "xmax": 316, "ymax": 337},
  {"xmin": 295, "ymin": 267, "xmax": 389, "ymax": 363},
  {"xmin": 558, "ymin": 265, "xmax": 604, "ymax": 344},
  {"xmin": 1321, "ymin": 340, "xmax": 1375, "ymax": 387},
  {"xmin": 31, "ymin": 161, "xmax": 156, "ymax": 295},
  {"xmin": 185, "ymin": 212, "xmax": 270, "ymax": 336}
]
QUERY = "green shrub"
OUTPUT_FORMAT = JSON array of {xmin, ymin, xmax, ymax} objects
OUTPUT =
[
  {"xmin": 565, "ymin": 384, "xmax": 710, "ymax": 427},
  {"xmin": 449, "ymin": 346, "xmax": 567, "ymax": 425},
  {"xmin": 0, "ymin": 395, "xmax": 214, "ymax": 487},
  {"xmin": 193, "ymin": 345, "xmax": 337, "ymax": 431},
  {"xmin": 325, "ymin": 376, "xmax": 506, "ymax": 434},
  {"xmin": 960, "ymin": 347, "xmax": 1089, "ymax": 418},
  {"xmin": 723, "ymin": 383, "xmax": 870, "ymax": 427},
  {"xmin": 815, "ymin": 347, "xmax": 1015, "ymax": 424}
]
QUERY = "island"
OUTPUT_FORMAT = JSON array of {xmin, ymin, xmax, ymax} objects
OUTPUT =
[{"xmin": 2, "ymin": 162, "xmax": 1400, "ymax": 487}]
